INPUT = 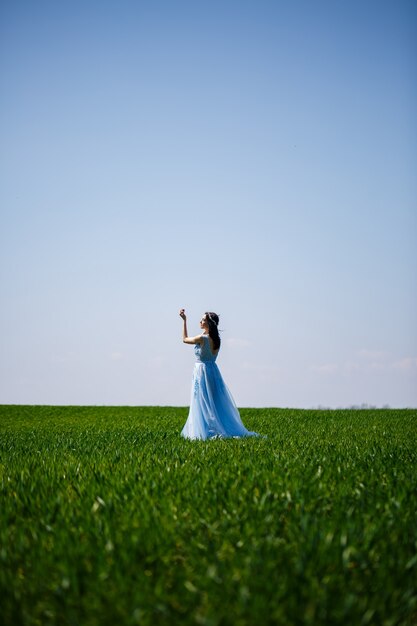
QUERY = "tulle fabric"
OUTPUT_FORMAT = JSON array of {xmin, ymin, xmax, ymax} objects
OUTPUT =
[{"xmin": 181, "ymin": 336, "xmax": 260, "ymax": 440}]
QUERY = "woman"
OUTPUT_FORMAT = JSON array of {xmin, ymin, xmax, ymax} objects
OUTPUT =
[{"xmin": 179, "ymin": 309, "xmax": 259, "ymax": 440}]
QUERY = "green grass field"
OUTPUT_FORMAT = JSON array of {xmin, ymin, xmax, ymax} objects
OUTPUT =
[{"xmin": 0, "ymin": 405, "xmax": 416, "ymax": 626}]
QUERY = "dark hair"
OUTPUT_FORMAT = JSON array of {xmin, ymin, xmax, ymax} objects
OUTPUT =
[{"xmin": 205, "ymin": 311, "xmax": 221, "ymax": 350}]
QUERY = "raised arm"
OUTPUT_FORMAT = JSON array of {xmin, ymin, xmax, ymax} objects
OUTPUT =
[{"xmin": 179, "ymin": 309, "xmax": 203, "ymax": 345}]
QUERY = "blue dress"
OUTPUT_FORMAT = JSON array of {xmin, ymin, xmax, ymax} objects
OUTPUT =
[{"xmin": 181, "ymin": 335, "xmax": 260, "ymax": 440}]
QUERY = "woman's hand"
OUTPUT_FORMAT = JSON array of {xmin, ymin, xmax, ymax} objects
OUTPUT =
[{"xmin": 179, "ymin": 308, "xmax": 186, "ymax": 320}]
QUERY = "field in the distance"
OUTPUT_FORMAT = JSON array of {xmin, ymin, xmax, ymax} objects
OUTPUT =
[{"xmin": 0, "ymin": 405, "xmax": 416, "ymax": 626}]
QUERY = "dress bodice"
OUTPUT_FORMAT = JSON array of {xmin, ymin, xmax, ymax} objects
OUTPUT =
[{"xmin": 194, "ymin": 334, "xmax": 218, "ymax": 363}]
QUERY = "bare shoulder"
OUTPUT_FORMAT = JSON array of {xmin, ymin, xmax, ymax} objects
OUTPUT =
[{"xmin": 207, "ymin": 335, "xmax": 220, "ymax": 354}]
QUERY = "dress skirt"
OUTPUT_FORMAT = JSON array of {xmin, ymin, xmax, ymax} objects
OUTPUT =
[{"xmin": 181, "ymin": 361, "xmax": 259, "ymax": 440}]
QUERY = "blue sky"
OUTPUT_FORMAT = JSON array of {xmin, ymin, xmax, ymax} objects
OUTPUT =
[{"xmin": 1, "ymin": 0, "xmax": 416, "ymax": 407}]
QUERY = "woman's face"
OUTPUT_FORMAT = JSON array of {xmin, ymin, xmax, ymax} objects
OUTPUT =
[{"xmin": 200, "ymin": 315, "xmax": 208, "ymax": 330}]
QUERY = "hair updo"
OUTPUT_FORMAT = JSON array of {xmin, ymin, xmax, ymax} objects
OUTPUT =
[{"xmin": 205, "ymin": 311, "xmax": 221, "ymax": 350}]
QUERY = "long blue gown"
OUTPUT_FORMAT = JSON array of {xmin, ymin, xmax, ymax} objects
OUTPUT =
[{"xmin": 181, "ymin": 335, "xmax": 259, "ymax": 440}]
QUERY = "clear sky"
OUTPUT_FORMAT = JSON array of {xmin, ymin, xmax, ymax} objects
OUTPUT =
[{"xmin": 1, "ymin": 0, "xmax": 416, "ymax": 408}]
